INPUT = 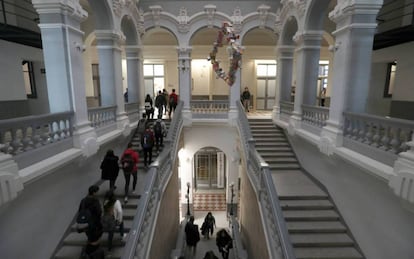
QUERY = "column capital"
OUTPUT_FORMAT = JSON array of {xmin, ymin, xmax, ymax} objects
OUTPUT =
[
  {"xmin": 177, "ymin": 46, "xmax": 192, "ymax": 57},
  {"xmin": 329, "ymin": 0, "xmax": 383, "ymax": 24},
  {"xmin": 95, "ymin": 30, "xmax": 125, "ymax": 50},
  {"xmin": 32, "ymin": 0, "xmax": 87, "ymax": 22},
  {"xmin": 293, "ymin": 30, "xmax": 323, "ymax": 49},
  {"xmin": 124, "ymin": 45, "xmax": 144, "ymax": 59}
]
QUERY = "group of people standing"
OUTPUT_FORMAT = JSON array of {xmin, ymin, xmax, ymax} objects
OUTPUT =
[
  {"xmin": 145, "ymin": 88, "xmax": 179, "ymax": 120},
  {"xmin": 184, "ymin": 212, "xmax": 233, "ymax": 259}
]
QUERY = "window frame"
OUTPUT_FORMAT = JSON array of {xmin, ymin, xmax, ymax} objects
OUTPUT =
[
  {"xmin": 383, "ymin": 61, "xmax": 396, "ymax": 98},
  {"xmin": 22, "ymin": 60, "xmax": 37, "ymax": 98}
]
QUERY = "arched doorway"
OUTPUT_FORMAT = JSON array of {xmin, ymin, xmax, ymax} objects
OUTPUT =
[{"xmin": 194, "ymin": 146, "xmax": 226, "ymax": 190}]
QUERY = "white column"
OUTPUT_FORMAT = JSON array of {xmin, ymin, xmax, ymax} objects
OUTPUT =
[
  {"xmin": 274, "ymin": 46, "xmax": 295, "ymax": 121},
  {"xmin": 95, "ymin": 30, "xmax": 130, "ymax": 134},
  {"xmin": 229, "ymin": 69, "xmax": 241, "ymax": 122},
  {"xmin": 177, "ymin": 47, "xmax": 192, "ymax": 122},
  {"xmin": 125, "ymin": 46, "xmax": 139, "ymax": 104},
  {"xmin": 319, "ymin": 1, "xmax": 382, "ymax": 155},
  {"xmin": 34, "ymin": 1, "xmax": 98, "ymax": 157},
  {"xmin": 288, "ymin": 31, "xmax": 323, "ymax": 135}
]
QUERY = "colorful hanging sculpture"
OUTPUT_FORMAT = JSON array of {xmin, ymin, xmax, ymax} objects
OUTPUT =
[{"xmin": 208, "ymin": 22, "xmax": 243, "ymax": 86}]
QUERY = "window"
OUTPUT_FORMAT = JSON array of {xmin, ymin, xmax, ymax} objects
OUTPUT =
[
  {"xmin": 144, "ymin": 64, "xmax": 165, "ymax": 96},
  {"xmin": 22, "ymin": 60, "xmax": 37, "ymax": 98},
  {"xmin": 319, "ymin": 61, "xmax": 329, "ymax": 90},
  {"xmin": 384, "ymin": 62, "xmax": 396, "ymax": 98}
]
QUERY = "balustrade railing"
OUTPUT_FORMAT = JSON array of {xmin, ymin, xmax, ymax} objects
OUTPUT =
[
  {"xmin": 237, "ymin": 102, "xmax": 295, "ymax": 259},
  {"xmin": 122, "ymin": 102, "xmax": 184, "ymax": 259},
  {"xmin": 302, "ymin": 104, "xmax": 329, "ymax": 128},
  {"xmin": 343, "ymin": 112, "xmax": 414, "ymax": 155},
  {"xmin": 124, "ymin": 102, "xmax": 140, "ymax": 123},
  {"xmin": 0, "ymin": 112, "xmax": 74, "ymax": 155},
  {"xmin": 279, "ymin": 101, "xmax": 294, "ymax": 123},
  {"xmin": 191, "ymin": 100, "xmax": 229, "ymax": 114},
  {"xmin": 87, "ymin": 106, "xmax": 117, "ymax": 129}
]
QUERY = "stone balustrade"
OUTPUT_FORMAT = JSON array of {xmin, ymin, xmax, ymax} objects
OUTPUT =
[
  {"xmin": 302, "ymin": 104, "xmax": 329, "ymax": 128},
  {"xmin": 87, "ymin": 105, "xmax": 117, "ymax": 129}
]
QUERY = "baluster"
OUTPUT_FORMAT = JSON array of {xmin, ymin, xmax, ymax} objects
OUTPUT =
[
  {"xmin": 345, "ymin": 118, "xmax": 353, "ymax": 137},
  {"xmin": 351, "ymin": 118, "xmax": 359, "ymax": 140},
  {"xmin": 10, "ymin": 129, "xmax": 23, "ymax": 154},
  {"xmin": 371, "ymin": 122, "xmax": 381, "ymax": 147},
  {"xmin": 364, "ymin": 122, "xmax": 373, "ymax": 144},
  {"xmin": 389, "ymin": 127, "xmax": 401, "ymax": 154},
  {"xmin": 399, "ymin": 129, "xmax": 412, "ymax": 152},
  {"xmin": 358, "ymin": 119, "xmax": 366, "ymax": 142},
  {"xmin": 21, "ymin": 126, "xmax": 34, "ymax": 151},
  {"xmin": 380, "ymin": 124, "xmax": 391, "ymax": 151}
]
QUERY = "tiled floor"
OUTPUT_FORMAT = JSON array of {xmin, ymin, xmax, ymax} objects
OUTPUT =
[{"xmin": 193, "ymin": 192, "xmax": 226, "ymax": 211}]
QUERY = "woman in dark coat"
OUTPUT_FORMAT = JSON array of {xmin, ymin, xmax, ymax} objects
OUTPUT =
[{"xmin": 100, "ymin": 149, "xmax": 119, "ymax": 190}]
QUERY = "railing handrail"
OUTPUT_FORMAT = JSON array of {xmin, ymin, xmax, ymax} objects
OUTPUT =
[
  {"xmin": 344, "ymin": 111, "xmax": 414, "ymax": 128},
  {"xmin": 87, "ymin": 105, "xmax": 117, "ymax": 113},
  {"xmin": 301, "ymin": 104, "xmax": 329, "ymax": 112},
  {"xmin": 237, "ymin": 102, "xmax": 295, "ymax": 259},
  {"xmin": 230, "ymin": 215, "xmax": 248, "ymax": 259},
  {"xmin": 0, "ymin": 111, "xmax": 74, "ymax": 126}
]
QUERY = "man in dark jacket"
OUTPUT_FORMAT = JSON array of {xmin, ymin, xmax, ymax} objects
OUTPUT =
[
  {"xmin": 121, "ymin": 143, "xmax": 139, "ymax": 203},
  {"xmin": 185, "ymin": 216, "xmax": 200, "ymax": 258},
  {"xmin": 155, "ymin": 90, "xmax": 166, "ymax": 119}
]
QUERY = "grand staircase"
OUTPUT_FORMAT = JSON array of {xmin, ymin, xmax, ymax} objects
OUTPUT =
[
  {"xmin": 249, "ymin": 118, "xmax": 364, "ymax": 259},
  {"xmin": 52, "ymin": 119, "xmax": 169, "ymax": 259}
]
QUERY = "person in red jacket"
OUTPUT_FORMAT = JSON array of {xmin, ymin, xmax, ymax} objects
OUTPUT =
[{"xmin": 120, "ymin": 142, "xmax": 139, "ymax": 203}]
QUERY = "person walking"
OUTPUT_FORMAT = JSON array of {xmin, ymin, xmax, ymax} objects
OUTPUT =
[
  {"xmin": 185, "ymin": 216, "xmax": 200, "ymax": 258},
  {"xmin": 201, "ymin": 212, "xmax": 216, "ymax": 239},
  {"xmin": 141, "ymin": 126, "xmax": 155, "ymax": 168},
  {"xmin": 100, "ymin": 149, "xmax": 119, "ymax": 190},
  {"xmin": 155, "ymin": 90, "xmax": 166, "ymax": 119},
  {"xmin": 102, "ymin": 190, "xmax": 126, "ymax": 252},
  {"xmin": 144, "ymin": 94, "xmax": 154, "ymax": 119},
  {"xmin": 77, "ymin": 185, "xmax": 103, "ymax": 258},
  {"xmin": 168, "ymin": 88, "xmax": 178, "ymax": 119},
  {"xmin": 162, "ymin": 89, "xmax": 169, "ymax": 115},
  {"xmin": 216, "ymin": 229, "xmax": 233, "ymax": 259},
  {"xmin": 241, "ymin": 86, "xmax": 251, "ymax": 112},
  {"xmin": 153, "ymin": 118, "xmax": 166, "ymax": 152},
  {"xmin": 120, "ymin": 143, "xmax": 139, "ymax": 204}
]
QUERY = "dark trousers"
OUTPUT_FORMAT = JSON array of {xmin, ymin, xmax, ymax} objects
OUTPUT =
[
  {"xmin": 124, "ymin": 171, "xmax": 137, "ymax": 196},
  {"xmin": 155, "ymin": 134, "xmax": 163, "ymax": 151},
  {"xmin": 107, "ymin": 221, "xmax": 125, "ymax": 251},
  {"xmin": 169, "ymin": 104, "xmax": 177, "ymax": 118},
  {"xmin": 109, "ymin": 179, "xmax": 116, "ymax": 190},
  {"xmin": 143, "ymin": 147, "xmax": 153, "ymax": 166}
]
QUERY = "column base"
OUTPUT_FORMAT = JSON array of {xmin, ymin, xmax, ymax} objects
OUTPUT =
[
  {"xmin": 0, "ymin": 153, "xmax": 23, "ymax": 207},
  {"xmin": 116, "ymin": 112, "xmax": 131, "ymax": 137},
  {"xmin": 272, "ymin": 105, "xmax": 280, "ymax": 121},
  {"xmin": 73, "ymin": 123, "xmax": 99, "ymax": 158},
  {"xmin": 319, "ymin": 120, "xmax": 344, "ymax": 156},
  {"xmin": 288, "ymin": 113, "xmax": 301, "ymax": 136},
  {"xmin": 228, "ymin": 108, "xmax": 238, "ymax": 126},
  {"xmin": 182, "ymin": 108, "xmax": 192, "ymax": 126},
  {"xmin": 389, "ymin": 145, "xmax": 414, "ymax": 207}
]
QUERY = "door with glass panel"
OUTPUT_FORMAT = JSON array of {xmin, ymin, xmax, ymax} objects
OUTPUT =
[
  {"xmin": 195, "ymin": 148, "xmax": 218, "ymax": 189},
  {"xmin": 256, "ymin": 63, "xmax": 276, "ymax": 110}
]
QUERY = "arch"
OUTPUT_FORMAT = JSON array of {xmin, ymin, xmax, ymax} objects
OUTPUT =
[
  {"xmin": 304, "ymin": 0, "xmax": 337, "ymax": 31},
  {"xmin": 280, "ymin": 16, "xmax": 298, "ymax": 46},
  {"xmin": 142, "ymin": 27, "xmax": 178, "ymax": 46},
  {"xmin": 241, "ymin": 27, "xmax": 278, "ymax": 46},
  {"xmin": 85, "ymin": 0, "xmax": 114, "ymax": 30},
  {"xmin": 121, "ymin": 15, "xmax": 138, "ymax": 45}
]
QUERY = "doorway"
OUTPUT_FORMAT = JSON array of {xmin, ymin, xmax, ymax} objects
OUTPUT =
[
  {"xmin": 194, "ymin": 147, "xmax": 225, "ymax": 189},
  {"xmin": 256, "ymin": 78, "xmax": 276, "ymax": 110}
]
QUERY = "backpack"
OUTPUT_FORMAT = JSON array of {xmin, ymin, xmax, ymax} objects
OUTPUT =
[
  {"xmin": 169, "ymin": 94, "xmax": 177, "ymax": 106},
  {"xmin": 76, "ymin": 202, "xmax": 92, "ymax": 232},
  {"xmin": 142, "ymin": 131, "xmax": 154, "ymax": 148},
  {"xmin": 122, "ymin": 153, "xmax": 134, "ymax": 172},
  {"xmin": 154, "ymin": 121, "xmax": 162, "ymax": 135},
  {"xmin": 101, "ymin": 202, "xmax": 116, "ymax": 232},
  {"xmin": 144, "ymin": 101, "xmax": 151, "ymax": 110}
]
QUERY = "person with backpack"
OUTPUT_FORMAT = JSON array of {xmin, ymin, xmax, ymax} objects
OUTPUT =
[
  {"xmin": 141, "ymin": 126, "xmax": 155, "ymax": 168},
  {"xmin": 155, "ymin": 90, "xmax": 166, "ymax": 119},
  {"xmin": 102, "ymin": 190, "xmax": 126, "ymax": 251},
  {"xmin": 77, "ymin": 185, "xmax": 103, "ymax": 257},
  {"xmin": 168, "ymin": 88, "xmax": 178, "ymax": 119},
  {"xmin": 153, "ymin": 119, "xmax": 166, "ymax": 152},
  {"xmin": 202, "ymin": 212, "xmax": 216, "ymax": 239},
  {"xmin": 144, "ymin": 94, "xmax": 154, "ymax": 119},
  {"xmin": 100, "ymin": 149, "xmax": 119, "ymax": 190},
  {"xmin": 121, "ymin": 143, "xmax": 139, "ymax": 203},
  {"xmin": 162, "ymin": 89, "xmax": 169, "ymax": 115}
]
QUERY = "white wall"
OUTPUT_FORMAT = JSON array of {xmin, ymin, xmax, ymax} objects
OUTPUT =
[
  {"xmin": 0, "ymin": 40, "xmax": 44, "ymax": 101},
  {"xmin": 371, "ymin": 42, "xmax": 414, "ymax": 102}
]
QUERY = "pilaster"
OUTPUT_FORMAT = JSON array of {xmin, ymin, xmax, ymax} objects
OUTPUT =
[
  {"xmin": 125, "ymin": 46, "xmax": 140, "ymax": 104},
  {"xmin": 177, "ymin": 46, "xmax": 192, "ymax": 114},
  {"xmin": 274, "ymin": 46, "xmax": 294, "ymax": 122}
]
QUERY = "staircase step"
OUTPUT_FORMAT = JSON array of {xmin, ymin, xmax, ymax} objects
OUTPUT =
[
  {"xmin": 284, "ymin": 210, "xmax": 340, "ymax": 221},
  {"xmin": 294, "ymin": 247, "xmax": 363, "ymax": 259},
  {"xmin": 279, "ymin": 195, "xmax": 329, "ymax": 200},
  {"xmin": 280, "ymin": 199, "xmax": 334, "ymax": 210},
  {"xmin": 54, "ymin": 245, "xmax": 83, "ymax": 259},
  {"xmin": 265, "ymin": 157, "xmax": 298, "ymax": 163},
  {"xmin": 256, "ymin": 146, "xmax": 292, "ymax": 152},
  {"xmin": 255, "ymin": 142, "xmax": 290, "ymax": 147},
  {"xmin": 291, "ymin": 233, "xmax": 354, "ymax": 247},
  {"xmin": 268, "ymin": 164, "xmax": 301, "ymax": 170},
  {"xmin": 260, "ymin": 151, "xmax": 295, "ymax": 157},
  {"xmin": 287, "ymin": 221, "xmax": 347, "ymax": 233}
]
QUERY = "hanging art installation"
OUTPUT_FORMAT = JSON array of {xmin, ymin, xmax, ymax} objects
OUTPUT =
[{"xmin": 207, "ymin": 22, "xmax": 243, "ymax": 86}]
